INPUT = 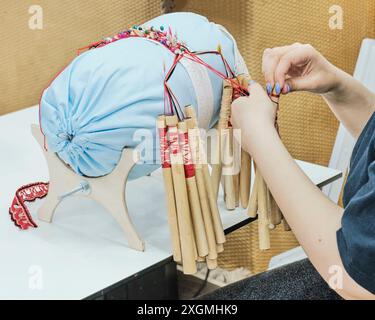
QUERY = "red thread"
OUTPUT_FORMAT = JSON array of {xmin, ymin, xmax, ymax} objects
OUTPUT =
[
  {"xmin": 158, "ymin": 127, "xmax": 171, "ymax": 168},
  {"xmin": 167, "ymin": 126, "xmax": 180, "ymax": 155}
]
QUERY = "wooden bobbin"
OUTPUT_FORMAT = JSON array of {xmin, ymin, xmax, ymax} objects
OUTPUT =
[
  {"xmin": 185, "ymin": 117, "xmax": 218, "ymax": 262},
  {"xmin": 166, "ymin": 115, "xmax": 197, "ymax": 275},
  {"xmin": 207, "ymin": 258, "xmax": 218, "ymax": 270},
  {"xmin": 269, "ymin": 193, "xmax": 282, "ymax": 227},
  {"xmin": 240, "ymin": 150, "xmax": 251, "ymax": 209},
  {"xmin": 185, "ymin": 106, "xmax": 226, "ymax": 246},
  {"xmin": 234, "ymin": 174, "xmax": 240, "ymax": 207},
  {"xmin": 197, "ymin": 256, "xmax": 206, "ymax": 263},
  {"xmin": 222, "ymin": 127, "xmax": 236, "ymax": 210},
  {"xmin": 232, "ymin": 127, "xmax": 241, "ymax": 208},
  {"xmin": 203, "ymin": 164, "xmax": 226, "ymax": 244},
  {"xmin": 265, "ymin": 188, "xmax": 276, "ymax": 230},
  {"xmin": 216, "ymin": 243, "xmax": 224, "ymax": 253},
  {"xmin": 247, "ymin": 167, "xmax": 259, "ymax": 218},
  {"xmin": 237, "ymin": 74, "xmax": 252, "ymax": 209},
  {"xmin": 211, "ymin": 80, "xmax": 233, "ymax": 200},
  {"xmin": 257, "ymin": 174, "xmax": 271, "ymax": 250},
  {"xmin": 177, "ymin": 120, "xmax": 209, "ymax": 258},
  {"xmin": 31, "ymin": 125, "xmax": 145, "ymax": 252},
  {"xmin": 157, "ymin": 116, "xmax": 182, "ymax": 262}
]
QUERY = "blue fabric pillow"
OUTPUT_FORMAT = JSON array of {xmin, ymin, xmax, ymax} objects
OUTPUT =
[{"xmin": 40, "ymin": 12, "xmax": 243, "ymax": 179}]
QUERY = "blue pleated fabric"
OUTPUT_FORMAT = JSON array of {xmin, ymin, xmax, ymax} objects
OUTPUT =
[{"xmin": 40, "ymin": 12, "xmax": 238, "ymax": 179}]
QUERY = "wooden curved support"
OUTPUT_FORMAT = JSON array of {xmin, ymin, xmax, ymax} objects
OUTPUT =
[{"xmin": 31, "ymin": 124, "xmax": 145, "ymax": 252}]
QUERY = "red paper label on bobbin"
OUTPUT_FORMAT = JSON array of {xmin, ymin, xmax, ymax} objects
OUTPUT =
[
  {"xmin": 179, "ymin": 131, "xmax": 195, "ymax": 178},
  {"xmin": 168, "ymin": 127, "xmax": 180, "ymax": 156},
  {"xmin": 158, "ymin": 127, "xmax": 171, "ymax": 168}
]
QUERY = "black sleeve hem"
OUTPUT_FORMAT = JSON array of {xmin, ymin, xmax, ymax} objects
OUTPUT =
[{"xmin": 337, "ymin": 229, "xmax": 375, "ymax": 295}]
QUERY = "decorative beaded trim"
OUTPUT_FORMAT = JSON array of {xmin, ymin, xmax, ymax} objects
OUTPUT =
[{"xmin": 80, "ymin": 25, "xmax": 189, "ymax": 56}]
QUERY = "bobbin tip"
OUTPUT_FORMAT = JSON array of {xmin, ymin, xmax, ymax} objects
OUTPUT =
[
  {"xmin": 157, "ymin": 115, "xmax": 166, "ymax": 128},
  {"xmin": 165, "ymin": 114, "xmax": 178, "ymax": 126},
  {"xmin": 184, "ymin": 105, "xmax": 196, "ymax": 118}
]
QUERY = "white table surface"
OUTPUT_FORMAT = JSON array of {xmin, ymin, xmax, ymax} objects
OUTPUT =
[{"xmin": 0, "ymin": 106, "xmax": 342, "ymax": 299}]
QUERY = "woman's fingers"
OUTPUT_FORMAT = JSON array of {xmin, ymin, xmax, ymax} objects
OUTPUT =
[
  {"xmin": 262, "ymin": 45, "xmax": 294, "ymax": 94},
  {"xmin": 262, "ymin": 48, "xmax": 276, "ymax": 93},
  {"xmin": 263, "ymin": 43, "xmax": 318, "ymax": 94},
  {"xmin": 263, "ymin": 43, "xmax": 339, "ymax": 95},
  {"xmin": 274, "ymin": 44, "xmax": 315, "ymax": 91},
  {"xmin": 281, "ymin": 76, "xmax": 292, "ymax": 94}
]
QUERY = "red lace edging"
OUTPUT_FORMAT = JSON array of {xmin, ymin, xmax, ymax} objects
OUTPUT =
[{"xmin": 9, "ymin": 182, "xmax": 49, "ymax": 230}]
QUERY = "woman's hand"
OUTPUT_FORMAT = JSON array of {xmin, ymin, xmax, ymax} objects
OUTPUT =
[
  {"xmin": 262, "ymin": 43, "xmax": 340, "ymax": 95},
  {"xmin": 231, "ymin": 82, "xmax": 277, "ymax": 153},
  {"xmin": 262, "ymin": 42, "xmax": 375, "ymax": 137}
]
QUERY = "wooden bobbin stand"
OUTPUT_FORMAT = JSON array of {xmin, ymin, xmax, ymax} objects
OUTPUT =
[{"xmin": 31, "ymin": 124, "xmax": 145, "ymax": 252}]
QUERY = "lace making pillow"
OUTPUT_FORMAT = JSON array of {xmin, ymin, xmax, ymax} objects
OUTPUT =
[{"xmin": 39, "ymin": 12, "xmax": 248, "ymax": 179}]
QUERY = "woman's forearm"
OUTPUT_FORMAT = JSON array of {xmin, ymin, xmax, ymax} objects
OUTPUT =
[
  {"xmin": 323, "ymin": 68, "xmax": 375, "ymax": 138},
  {"xmin": 244, "ymin": 122, "xmax": 374, "ymax": 299}
]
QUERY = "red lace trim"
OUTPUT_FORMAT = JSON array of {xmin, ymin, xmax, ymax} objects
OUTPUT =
[{"xmin": 9, "ymin": 182, "xmax": 49, "ymax": 230}]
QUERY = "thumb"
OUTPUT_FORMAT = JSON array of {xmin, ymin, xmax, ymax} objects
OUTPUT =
[{"xmin": 249, "ymin": 81, "xmax": 269, "ymax": 98}]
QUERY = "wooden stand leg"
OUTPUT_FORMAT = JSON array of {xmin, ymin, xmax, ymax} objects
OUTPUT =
[
  {"xmin": 37, "ymin": 181, "xmax": 60, "ymax": 223},
  {"xmin": 31, "ymin": 124, "xmax": 145, "ymax": 252}
]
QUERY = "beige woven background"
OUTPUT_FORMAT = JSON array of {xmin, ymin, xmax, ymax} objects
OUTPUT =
[
  {"xmin": 171, "ymin": 0, "xmax": 375, "ymax": 273},
  {"xmin": 0, "ymin": 0, "xmax": 162, "ymax": 115}
]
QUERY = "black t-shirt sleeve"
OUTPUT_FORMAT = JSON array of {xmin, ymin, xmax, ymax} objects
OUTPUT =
[
  {"xmin": 337, "ymin": 160, "xmax": 375, "ymax": 293},
  {"xmin": 337, "ymin": 113, "xmax": 375, "ymax": 294}
]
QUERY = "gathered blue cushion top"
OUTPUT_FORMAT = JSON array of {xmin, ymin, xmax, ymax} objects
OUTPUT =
[{"xmin": 40, "ymin": 12, "xmax": 238, "ymax": 179}]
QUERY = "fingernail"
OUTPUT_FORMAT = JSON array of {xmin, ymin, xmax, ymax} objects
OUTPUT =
[
  {"xmin": 266, "ymin": 83, "xmax": 272, "ymax": 95},
  {"xmin": 282, "ymin": 84, "xmax": 291, "ymax": 94},
  {"xmin": 275, "ymin": 83, "xmax": 281, "ymax": 95}
]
